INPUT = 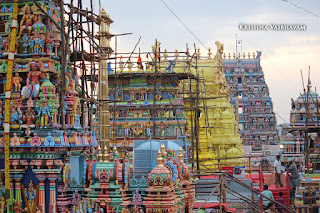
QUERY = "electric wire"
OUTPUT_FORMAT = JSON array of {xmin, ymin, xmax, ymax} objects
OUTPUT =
[
  {"xmin": 281, "ymin": 0, "xmax": 320, "ymax": 20},
  {"xmin": 159, "ymin": 0, "xmax": 209, "ymax": 51}
]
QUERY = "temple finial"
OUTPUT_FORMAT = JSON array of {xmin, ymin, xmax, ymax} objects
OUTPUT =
[
  {"xmin": 178, "ymin": 147, "xmax": 183, "ymax": 160},
  {"xmin": 98, "ymin": 145, "xmax": 102, "ymax": 161},
  {"xmin": 157, "ymin": 150, "xmax": 164, "ymax": 166},
  {"xmin": 103, "ymin": 145, "xmax": 109, "ymax": 162}
]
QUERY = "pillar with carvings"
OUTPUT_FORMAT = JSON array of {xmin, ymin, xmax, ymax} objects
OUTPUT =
[
  {"xmin": 47, "ymin": 174, "xmax": 58, "ymax": 213},
  {"xmin": 13, "ymin": 174, "xmax": 24, "ymax": 203},
  {"xmin": 36, "ymin": 174, "xmax": 47, "ymax": 213}
]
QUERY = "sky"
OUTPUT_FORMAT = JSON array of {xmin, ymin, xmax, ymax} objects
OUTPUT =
[{"xmin": 94, "ymin": 0, "xmax": 320, "ymax": 124}]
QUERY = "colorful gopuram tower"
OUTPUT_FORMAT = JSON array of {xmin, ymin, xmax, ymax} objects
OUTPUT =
[
  {"xmin": 223, "ymin": 51, "xmax": 279, "ymax": 150},
  {"xmin": 282, "ymin": 81, "xmax": 320, "ymax": 170},
  {"xmin": 0, "ymin": 1, "xmax": 196, "ymax": 212},
  {"xmin": 0, "ymin": 1, "xmax": 96, "ymax": 212},
  {"xmin": 107, "ymin": 42, "xmax": 192, "ymax": 168},
  {"xmin": 175, "ymin": 41, "xmax": 244, "ymax": 169}
]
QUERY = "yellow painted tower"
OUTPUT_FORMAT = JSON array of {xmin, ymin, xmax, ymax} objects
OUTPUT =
[{"xmin": 175, "ymin": 41, "xmax": 245, "ymax": 170}]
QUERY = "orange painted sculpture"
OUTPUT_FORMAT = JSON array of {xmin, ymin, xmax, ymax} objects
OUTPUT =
[
  {"xmin": 17, "ymin": 4, "xmax": 36, "ymax": 40},
  {"xmin": 12, "ymin": 73, "xmax": 23, "ymax": 92}
]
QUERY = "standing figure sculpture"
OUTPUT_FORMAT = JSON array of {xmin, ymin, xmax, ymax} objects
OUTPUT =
[
  {"xmin": 36, "ymin": 99, "xmax": 52, "ymax": 128},
  {"xmin": 29, "ymin": 31, "xmax": 44, "ymax": 55},
  {"xmin": 44, "ymin": 31, "xmax": 53, "ymax": 56},
  {"xmin": 158, "ymin": 121, "xmax": 167, "ymax": 137},
  {"xmin": 21, "ymin": 62, "xmax": 45, "ymax": 100},
  {"xmin": 22, "ymin": 181, "xmax": 39, "ymax": 213},
  {"xmin": 12, "ymin": 73, "xmax": 23, "ymax": 92},
  {"xmin": 17, "ymin": 5, "xmax": 36, "ymax": 40}
]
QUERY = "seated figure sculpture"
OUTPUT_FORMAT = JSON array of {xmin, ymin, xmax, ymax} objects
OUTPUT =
[
  {"xmin": 17, "ymin": 4, "xmax": 36, "ymax": 40},
  {"xmin": 21, "ymin": 62, "xmax": 45, "ymax": 100}
]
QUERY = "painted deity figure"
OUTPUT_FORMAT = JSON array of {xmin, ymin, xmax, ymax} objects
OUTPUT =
[
  {"xmin": 29, "ymin": 31, "xmax": 44, "ymax": 55},
  {"xmin": 132, "ymin": 190, "xmax": 142, "ymax": 207},
  {"xmin": 32, "ymin": 15, "xmax": 45, "ymax": 34},
  {"xmin": 9, "ymin": 104, "xmax": 23, "ymax": 127},
  {"xmin": 36, "ymin": 99, "xmax": 52, "ymax": 128},
  {"xmin": 73, "ymin": 104, "xmax": 81, "ymax": 128},
  {"xmin": 22, "ymin": 181, "xmax": 38, "ymax": 213},
  {"xmin": 44, "ymin": 31, "xmax": 53, "ymax": 55},
  {"xmin": 23, "ymin": 107, "xmax": 36, "ymax": 128},
  {"xmin": 72, "ymin": 190, "xmax": 81, "ymax": 204},
  {"xmin": 145, "ymin": 120, "xmax": 152, "ymax": 136},
  {"xmin": 122, "ymin": 121, "xmax": 130, "ymax": 136},
  {"xmin": 158, "ymin": 121, "xmax": 167, "ymax": 137},
  {"xmin": 21, "ymin": 62, "xmax": 45, "ymax": 100},
  {"xmin": 3, "ymin": 34, "xmax": 18, "ymax": 52},
  {"xmin": 12, "ymin": 73, "xmax": 23, "ymax": 92},
  {"xmin": 131, "ymin": 123, "xmax": 144, "ymax": 136},
  {"xmin": 13, "ymin": 201, "xmax": 25, "ymax": 213},
  {"xmin": 17, "ymin": 5, "xmax": 36, "ymax": 40}
]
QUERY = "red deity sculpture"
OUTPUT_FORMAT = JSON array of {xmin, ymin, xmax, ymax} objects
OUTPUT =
[
  {"xmin": 21, "ymin": 62, "xmax": 45, "ymax": 100},
  {"xmin": 13, "ymin": 200, "xmax": 25, "ymax": 213}
]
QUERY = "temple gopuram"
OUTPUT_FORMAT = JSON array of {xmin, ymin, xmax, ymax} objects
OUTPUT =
[
  {"xmin": 223, "ymin": 52, "xmax": 279, "ymax": 150},
  {"xmin": 175, "ymin": 42, "xmax": 245, "ymax": 170},
  {"xmin": 107, "ymin": 42, "xmax": 193, "ymax": 170},
  {"xmin": 0, "ymin": 0, "xmax": 98, "ymax": 212},
  {"xmin": 0, "ymin": 1, "xmax": 195, "ymax": 210},
  {"xmin": 282, "ymin": 81, "xmax": 320, "ymax": 171}
]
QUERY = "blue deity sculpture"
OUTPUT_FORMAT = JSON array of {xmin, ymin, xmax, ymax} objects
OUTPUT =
[
  {"xmin": 74, "ymin": 113, "xmax": 81, "ymax": 129},
  {"xmin": 23, "ymin": 181, "xmax": 38, "ymax": 212},
  {"xmin": 76, "ymin": 199, "xmax": 97, "ymax": 213},
  {"xmin": 29, "ymin": 31, "xmax": 44, "ymax": 55},
  {"xmin": 7, "ymin": 104, "xmax": 23, "ymax": 128},
  {"xmin": 36, "ymin": 99, "xmax": 52, "ymax": 128}
]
